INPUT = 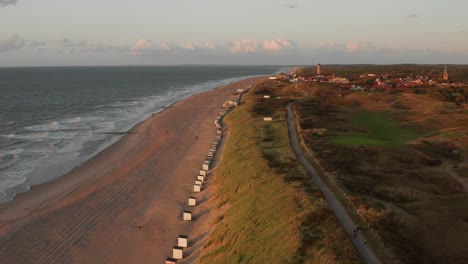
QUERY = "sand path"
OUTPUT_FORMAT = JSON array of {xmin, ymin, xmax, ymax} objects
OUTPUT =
[{"xmin": 0, "ymin": 78, "xmax": 261, "ymax": 264}]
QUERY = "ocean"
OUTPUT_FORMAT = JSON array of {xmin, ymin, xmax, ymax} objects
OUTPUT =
[{"xmin": 0, "ymin": 65, "xmax": 283, "ymax": 203}]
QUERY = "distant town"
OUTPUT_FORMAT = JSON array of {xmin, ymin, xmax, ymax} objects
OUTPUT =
[{"xmin": 269, "ymin": 64, "xmax": 468, "ymax": 106}]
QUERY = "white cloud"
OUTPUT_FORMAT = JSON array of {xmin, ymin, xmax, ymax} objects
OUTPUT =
[
  {"xmin": 262, "ymin": 38, "xmax": 295, "ymax": 51},
  {"xmin": 57, "ymin": 37, "xmax": 114, "ymax": 53},
  {"xmin": 226, "ymin": 38, "xmax": 296, "ymax": 53},
  {"xmin": 184, "ymin": 42, "xmax": 195, "ymax": 50},
  {"xmin": 131, "ymin": 38, "xmax": 154, "ymax": 52},
  {"xmin": 0, "ymin": 0, "xmax": 18, "ymax": 7},
  {"xmin": 227, "ymin": 40, "xmax": 259, "ymax": 53},
  {"xmin": 159, "ymin": 42, "xmax": 171, "ymax": 51},
  {"xmin": 130, "ymin": 39, "xmax": 177, "ymax": 55},
  {"xmin": 346, "ymin": 41, "xmax": 362, "ymax": 53},
  {"xmin": 27, "ymin": 40, "xmax": 46, "ymax": 48},
  {"xmin": 183, "ymin": 42, "xmax": 217, "ymax": 50},
  {"xmin": 0, "ymin": 35, "xmax": 24, "ymax": 53},
  {"xmin": 282, "ymin": 0, "xmax": 301, "ymax": 8},
  {"xmin": 319, "ymin": 41, "xmax": 373, "ymax": 53}
]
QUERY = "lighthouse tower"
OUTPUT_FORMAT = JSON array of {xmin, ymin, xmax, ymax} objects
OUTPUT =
[{"xmin": 443, "ymin": 65, "xmax": 449, "ymax": 81}]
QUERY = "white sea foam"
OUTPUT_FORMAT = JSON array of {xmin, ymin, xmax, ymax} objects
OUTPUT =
[
  {"xmin": 0, "ymin": 148, "xmax": 23, "ymax": 170},
  {"xmin": 3, "ymin": 132, "xmax": 50, "ymax": 141},
  {"xmin": 64, "ymin": 117, "xmax": 81, "ymax": 124},
  {"xmin": 0, "ymin": 176, "xmax": 26, "ymax": 190},
  {"xmin": 25, "ymin": 121, "xmax": 60, "ymax": 132},
  {"xmin": 110, "ymin": 101, "xmax": 139, "ymax": 108},
  {"xmin": 0, "ymin": 69, "xmax": 277, "ymax": 203}
]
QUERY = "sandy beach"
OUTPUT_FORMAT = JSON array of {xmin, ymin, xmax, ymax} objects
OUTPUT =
[{"xmin": 0, "ymin": 77, "xmax": 262, "ymax": 264}]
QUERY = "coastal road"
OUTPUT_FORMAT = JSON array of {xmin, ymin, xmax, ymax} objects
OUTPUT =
[{"xmin": 286, "ymin": 105, "xmax": 382, "ymax": 264}]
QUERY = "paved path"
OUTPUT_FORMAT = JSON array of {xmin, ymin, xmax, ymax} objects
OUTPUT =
[{"xmin": 286, "ymin": 105, "xmax": 382, "ymax": 264}]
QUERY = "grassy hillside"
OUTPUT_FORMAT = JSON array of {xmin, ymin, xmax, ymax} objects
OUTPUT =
[
  {"xmin": 200, "ymin": 81, "xmax": 361, "ymax": 263},
  {"xmin": 295, "ymin": 89, "xmax": 468, "ymax": 263}
]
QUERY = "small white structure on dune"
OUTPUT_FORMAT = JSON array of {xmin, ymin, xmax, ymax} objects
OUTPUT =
[
  {"xmin": 172, "ymin": 246, "xmax": 184, "ymax": 259},
  {"xmin": 188, "ymin": 196, "xmax": 197, "ymax": 206},
  {"xmin": 183, "ymin": 211, "xmax": 192, "ymax": 221},
  {"xmin": 178, "ymin": 235, "xmax": 188, "ymax": 248},
  {"xmin": 202, "ymin": 160, "xmax": 210, "ymax": 171}
]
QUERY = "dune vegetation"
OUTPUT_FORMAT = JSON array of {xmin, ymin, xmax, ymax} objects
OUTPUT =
[
  {"xmin": 201, "ymin": 66, "xmax": 468, "ymax": 263},
  {"xmin": 200, "ymin": 80, "xmax": 361, "ymax": 264}
]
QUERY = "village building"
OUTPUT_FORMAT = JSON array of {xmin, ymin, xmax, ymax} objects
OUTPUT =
[
  {"xmin": 329, "ymin": 77, "xmax": 350, "ymax": 84},
  {"xmin": 443, "ymin": 65, "xmax": 449, "ymax": 81}
]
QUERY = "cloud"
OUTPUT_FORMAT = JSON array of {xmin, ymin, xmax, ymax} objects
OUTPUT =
[
  {"xmin": 183, "ymin": 42, "xmax": 216, "ymax": 50},
  {"xmin": 159, "ymin": 42, "xmax": 171, "ymax": 51},
  {"xmin": 0, "ymin": 35, "xmax": 25, "ymax": 53},
  {"xmin": 226, "ymin": 38, "xmax": 296, "ymax": 53},
  {"xmin": 318, "ymin": 40, "xmax": 374, "ymax": 54},
  {"xmin": 262, "ymin": 38, "xmax": 296, "ymax": 51},
  {"xmin": 345, "ymin": 41, "xmax": 373, "ymax": 53},
  {"xmin": 408, "ymin": 14, "xmax": 422, "ymax": 18},
  {"xmin": 131, "ymin": 38, "xmax": 154, "ymax": 52},
  {"xmin": 346, "ymin": 41, "xmax": 363, "ymax": 53},
  {"xmin": 27, "ymin": 40, "xmax": 46, "ymax": 48},
  {"xmin": 0, "ymin": 0, "xmax": 18, "ymax": 7},
  {"xmin": 130, "ymin": 38, "xmax": 179, "ymax": 55},
  {"xmin": 227, "ymin": 40, "xmax": 259, "ymax": 53},
  {"xmin": 282, "ymin": 0, "xmax": 301, "ymax": 8},
  {"xmin": 57, "ymin": 37, "xmax": 115, "ymax": 53}
]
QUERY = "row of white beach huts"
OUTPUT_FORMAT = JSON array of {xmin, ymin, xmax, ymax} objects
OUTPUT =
[{"xmin": 165, "ymin": 105, "xmax": 236, "ymax": 263}]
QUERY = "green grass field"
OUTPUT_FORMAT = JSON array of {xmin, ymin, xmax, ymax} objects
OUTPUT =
[{"xmin": 332, "ymin": 111, "xmax": 419, "ymax": 146}]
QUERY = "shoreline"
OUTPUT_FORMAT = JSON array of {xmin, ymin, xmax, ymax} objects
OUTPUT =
[
  {"xmin": 0, "ymin": 73, "xmax": 269, "ymax": 205},
  {"xmin": 0, "ymin": 77, "xmax": 263, "ymax": 263}
]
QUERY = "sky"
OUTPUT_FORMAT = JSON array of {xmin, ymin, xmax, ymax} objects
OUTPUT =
[{"xmin": 1, "ymin": 0, "xmax": 468, "ymax": 66}]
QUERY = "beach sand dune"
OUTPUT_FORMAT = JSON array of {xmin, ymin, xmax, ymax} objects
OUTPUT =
[{"xmin": 0, "ymin": 78, "xmax": 261, "ymax": 264}]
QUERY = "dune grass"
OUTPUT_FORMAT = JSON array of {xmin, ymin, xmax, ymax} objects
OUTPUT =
[
  {"xmin": 332, "ymin": 111, "xmax": 419, "ymax": 146},
  {"xmin": 200, "ymin": 85, "xmax": 361, "ymax": 263},
  {"xmin": 296, "ymin": 93, "xmax": 468, "ymax": 264}
]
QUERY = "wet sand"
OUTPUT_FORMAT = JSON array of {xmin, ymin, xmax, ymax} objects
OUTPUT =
[{"xmin": 0, "ymin": 77, "xmax": 262, "ymax": 264}]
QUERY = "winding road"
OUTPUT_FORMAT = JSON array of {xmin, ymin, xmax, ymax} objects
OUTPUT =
[{"xmin": 286, "ymin": 105, "xmax": 382, "ymax": 264}]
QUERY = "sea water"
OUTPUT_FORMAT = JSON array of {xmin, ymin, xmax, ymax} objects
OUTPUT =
[{"xmin": 0, "ymin": 65, "xmax": 284, "ymax": 203}]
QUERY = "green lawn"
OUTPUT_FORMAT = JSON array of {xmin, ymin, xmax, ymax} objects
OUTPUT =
[{"xmin": 332, "ymin": 112, "xmax": 419, "ymax": 146}]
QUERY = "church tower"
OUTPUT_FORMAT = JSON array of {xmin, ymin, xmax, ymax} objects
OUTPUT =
[{"xmin": 443, "ymin": 65, "xmax": 449, "ymax": 81}]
